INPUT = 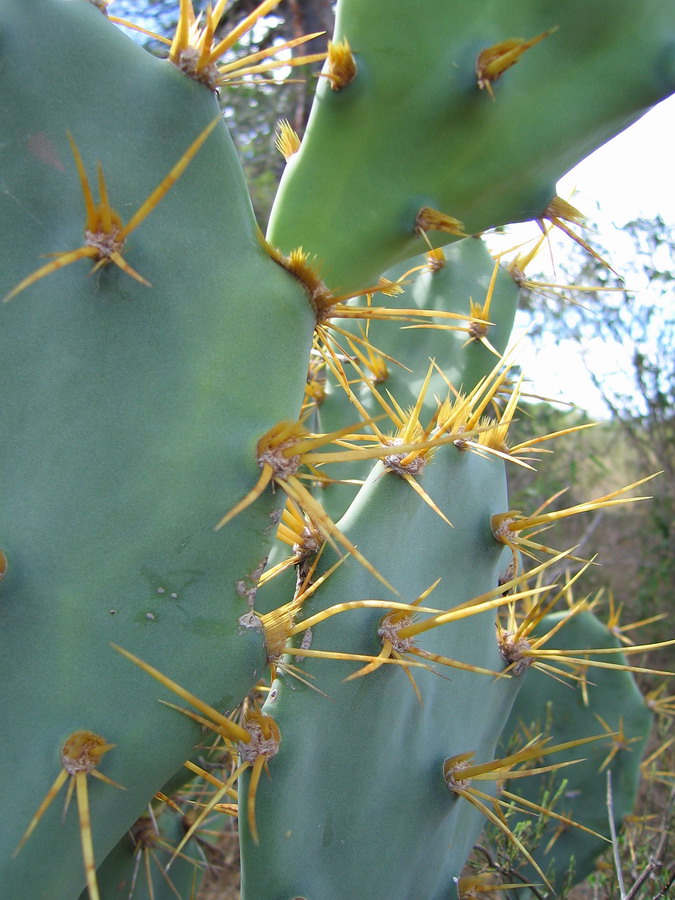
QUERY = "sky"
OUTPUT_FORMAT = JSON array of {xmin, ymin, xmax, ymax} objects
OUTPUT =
[{"xmin": 497, "ymin": 94, "xmax": 675, "ymax": 419}]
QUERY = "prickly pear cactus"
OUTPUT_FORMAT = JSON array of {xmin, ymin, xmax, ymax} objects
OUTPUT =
[
  {"xmin": 1, "ymin": 0, "xmax": 673, "ymax": 898},
  {"xmin": 268, "ymin": 0, "xmax": 675, "ymax": 292},
  {"xmin": 240, "ymin": 446, "xmax": 518, "ymax": 899},
  {"xmin": 495, "ymin": 609, "xmax": 655, "ymax": 895},
  {"xmin": 0, "ymin": 2, "xmax": 313, "ymax": 897}
]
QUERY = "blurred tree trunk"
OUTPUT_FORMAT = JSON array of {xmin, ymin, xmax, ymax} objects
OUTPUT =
[{"xmin": 286, "ymin": 0, "xmax": 335, "ymax": 132}]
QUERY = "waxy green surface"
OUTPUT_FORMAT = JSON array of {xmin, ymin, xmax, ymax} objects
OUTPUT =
[
  {"xmin": 241, "ymin": 449, "xmax": 520, "ymax": 899},
  {"xmin": 0, "ymin": 2, "xmax": 313, "ymax": 896},
  {"xmin": 268, "ymin": 0, "xmax": 675, "ymax": 294}
]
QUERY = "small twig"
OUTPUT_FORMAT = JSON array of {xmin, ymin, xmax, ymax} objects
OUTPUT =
[
  {"xmin": 472, "ymin": 844, "xmax": 547, "ymax": 900},
  {"xmin": 625, "ymin": 858, "xmax": 661, "ymax": 900},
  {"xmin": 607, "ymin": 769, "xmax": 627, "ymax": 899},
  {"xmin": 651, "ymin": 869, "xmax": 675, "ymax": 899},
  {"xmin": 473, "ymin": 843, "xmax": 497, "ymax": 868},
  {"xmin": 504, "ymin": 870, "xmax": 547, "ymax": 900}
]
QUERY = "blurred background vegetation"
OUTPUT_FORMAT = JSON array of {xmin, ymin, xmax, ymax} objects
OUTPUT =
[{"xmin": 106, "ymin": 3, "xmax": 674, "ymax": 895}]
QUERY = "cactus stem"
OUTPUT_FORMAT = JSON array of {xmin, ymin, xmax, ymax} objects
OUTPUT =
[
  {"xmin": 3, "ymin": 117, "xmax": 220, "ymax": 303},
  {"xmin": 476, "ymin": 28, "xmax": 558, "ymax": 100}
]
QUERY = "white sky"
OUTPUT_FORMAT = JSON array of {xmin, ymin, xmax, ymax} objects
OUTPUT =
[{"xmin": 497, "ymin": 94, "xmax": 675, "ymax": 419}]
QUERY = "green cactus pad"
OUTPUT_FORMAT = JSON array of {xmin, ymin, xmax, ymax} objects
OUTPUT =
[
  {"xmin": 268, "ymin": 0, "xmax": 675, "ymax": 294},
  {"xmin": 0, "ymin": 2, "xmax": 314, "ymax": 896},
  {"xmin": 240, "ymin": 447, "xmax": 520, "ymax": 899}
]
